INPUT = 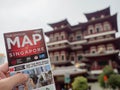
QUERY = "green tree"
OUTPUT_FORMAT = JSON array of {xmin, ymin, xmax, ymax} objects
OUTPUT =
[
  {"xmin": 103, "ymin": 65, "xmax": 115, "ymax": 77},
  {"xmin": 98, "ymin": 65, "xmax": 114, "ymax": 88},
  {"xmin": 72, "ymin": 76, "xmax": 88, "ymax": 90},
  {"xmin": 108, "ymin": 74, "xmax": 120, "ymax": 90},
  {"xmin": 98, "ymin": 73, "xmax": 106, "ymax": 88}
]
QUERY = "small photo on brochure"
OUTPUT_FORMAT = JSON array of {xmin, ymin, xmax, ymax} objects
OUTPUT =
[{"xmin": 11, "ymin": 64, "xmax": 54, "ymax": 90}]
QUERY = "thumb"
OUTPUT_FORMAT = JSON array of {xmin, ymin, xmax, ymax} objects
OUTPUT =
[{"xmin": 0, "ymin": 73, "xmax": 28, "ymax": 90}]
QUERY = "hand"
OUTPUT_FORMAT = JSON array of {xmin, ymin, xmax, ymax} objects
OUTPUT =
[{"xmin": 0, "ymin": 63, "xmax": 28, "ymax": 90}]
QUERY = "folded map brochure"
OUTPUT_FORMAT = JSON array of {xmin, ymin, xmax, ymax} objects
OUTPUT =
[{"xmin": 4, "ymin": 29, "xmax": 56, "ymax": 90}]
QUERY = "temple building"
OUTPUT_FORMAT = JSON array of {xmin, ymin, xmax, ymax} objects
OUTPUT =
[{"xmin": 45, "ymin": 7, "xmax": 120, "ymax": 90}]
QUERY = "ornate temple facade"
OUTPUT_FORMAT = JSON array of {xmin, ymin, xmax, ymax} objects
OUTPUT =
[{"xmin": 45, "ymin": 7, "xmax": 120, "ymax": 89}]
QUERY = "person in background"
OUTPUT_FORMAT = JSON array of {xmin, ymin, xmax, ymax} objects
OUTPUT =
[{"xmin": 0, "ymin": 63, "xmax": 28, "ymax": 90}]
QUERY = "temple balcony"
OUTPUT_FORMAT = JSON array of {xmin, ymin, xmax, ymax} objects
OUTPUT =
[
  {"xmin": 84, "ymin": 30, "xmax": 116, "ymax": 39},
  {"xmin": 71, "ymin": 45, "xmax": 83, "ymax": 50},
  {"xmin": 52, "ymin": 65, "xmax": 87, "ymax": 76},
  {"xmin": 47, "ymin": 40, "xmax": 70, "ymax": 46},
  {"xmin": 90, "ymin": 69, "xmax": 118, "ymax": 75},
  {"xmin": 83, "ymin": 50, "xmax": 119, "ymax": 57},
  {"xmin": 47, "ymin": 44, "xmax": 70, "ymax": 51},
  {"xmin": 88, "ymin": 37, "xmax": 114, "ymax": 44},
  {"xmin": 91, "ymin": 66, "xmax": 104, "ymax": 70},
  {"xmin": 70, "ymin": 40, "xmax": 87, "ymax": 45}
]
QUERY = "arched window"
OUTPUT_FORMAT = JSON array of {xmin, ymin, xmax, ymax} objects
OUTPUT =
[
  {"xmin": 50, "ymin": 34, "xmax": 53, "ymax": 42},
  {"xmin": 95, "ymin": 23, "xmax": 103, "ymax": 32},
  {"xmin": 90, "ymin": 46, "xmax": 96, "ymax": 53},
  {"xmin": 107, "ymin": 44, "xmax": 114, "ymax": 51},
  {"xmin": 55, "ymin": 56, "xmax": 59, "ymax": 61},
  {"xmin": 101, "ymin": 15, "xmax": 105, "ymax": 18},
  {"xmin": 71, "ymin": 56, "xmax": 74, "ymax": 61},
  {"xmin": 91, "ymin": 17, "xmax": 95, "ymax": 20},
  {"xmin": 88, "ymin": 25, "xmax": 94, "ymax": 34},
  {"xmin": 76, "ymin": 36, "xmax": 81, "ymax": 40},
  {"xmin": 97, "ymin": 45, "xmax": 106, "ymax": 53},
  {"xmin": 103, "ymin": 22, "xmax": 111, "ymax": 31}
]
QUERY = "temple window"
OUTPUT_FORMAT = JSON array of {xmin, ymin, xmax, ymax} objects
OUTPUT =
[
  {"xmin": 71, "ymin": 56, "xmax": 74, "ymax": 61},
  {"xmin": 98, "ymin": 45, "xmax": 106, "ymax": 53},
  {"xmin": 90, "ymin": 46, "xmax": 96, "ymax": 53},
  {"xmin": 69, "ymin": 34, "xmax": 74, "ymax": 41},
  {"xmin": 54, "ymin": 27, "xmax": 57, "ymax": 30},
  {"xmin": 61, "ymin": 25, "xmax": 65, "ymax": 28},
  {"xmin": 96, "ymin": 28, "xmax": 100, "ymax": 33},
  {"xmin": 61, "ymin": 55, "xmax": 64, "ymax": 61},
  {"xmin": 56, "ymin": 37, "xmax": 59, "ymax": 41},
  {"xmin": 101, "ymin": 15, "xmax": 105, "ymax": 18},
  {"xmin": 88, "ymin": 25, "xmax": 94, "ymax": 34},
  {"xmin": 105, "ymin": 35, "xmax": 110, "ymax": 38},
  {"xmin": 90, "ymin": 29, "xmax": 93, "ymax": 34},
  {"xmin": 103, "ymin": 22, "xmax": 111, "ymax": 31},
  {"xmin": 89, "ymin": 38, "xmax": 95, "ymax": 41},
  {"xmin": 85, "ymin": 50, "xmax": 89, "ymax": 54},
  {"xmin": 61, "ymin": 32, "xmax": 66, "ymax": 40},
  {"xmin": 107, "ymin": 44, "xmax": 114, "ymax": 51},
  {"xmin": 97, "ymin": 36, "xmax": 104, "ymax": 40},
  {"xmin": 78, "ymin": 55, "xmax": 82, "ymax": 61},
  {"xmin": 95, "ymin": 23, "xmax": 103, "ymax": 32},
  {"xmin": 107, "ymin": 47, "xmax": 114, "ymax": 51},
  {"xmin": 61, "ymin": 35, "xmax": 64, "ymax": 40},
  {"xmin": 70, "ymin": 37, "xmax": 73, "ymax": 41},
  {"xmin": 50, "ymin": 34, "xmax": 54, "ymax": 42},
  {"xmin": 91, "ymin": 17, "xmax": 95, "ymax": 20},
  {"xmin": 76, "ymin": 35, "xmax": 81, "ymax": 40},
  {"xmin": 91, "ymin": 50, "xmax": 96, "ymax": 54},
  {"xmin": 50, "ymin": 37, "xmax": 53, "ymax": 42},
  {"xmin": 55, "ymin": 56, "xmax": 59, "ymax": 61},
  {"xmin": 105, "ymin": 35, "xmax": 113, "ymax": 39}
]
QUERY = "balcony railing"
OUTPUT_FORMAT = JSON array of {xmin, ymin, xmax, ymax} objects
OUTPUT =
[
  {"xmin": 47, "ymin": 39, "xmax": 70, "ymax": 46},
  {"xmin": 70, "ymin": 40, "xmax": 87, "ymax": 45},
  {"xmin": 48, "ymin": 45, "xmax": 70, "ymax": 51},
  {"xmin": 91, "ymin": 66, "xmax": 104, "ymax": 70},
  {"xmin": 84, "ymin": 30, "xmax": 116, "ymax": 39},
  {"xmin": 83, "ymin": 50, "xmax": 119, "ymax": 57},
  {"xmin": 88, "ymin": 37, "xmax": 114, "ymax": 44},
  {"xmin": 71, "ymin": 46, "xmax": 82, "ymax": 50}
]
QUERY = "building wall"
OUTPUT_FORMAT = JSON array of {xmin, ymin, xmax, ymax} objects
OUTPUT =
[
  {"xmin": 87, "ymin": 21, "xmax": 112, "ymax": 35},
  {"xmin": 46, "ymin": 9, "xmax": 119, "ymax": 71}
]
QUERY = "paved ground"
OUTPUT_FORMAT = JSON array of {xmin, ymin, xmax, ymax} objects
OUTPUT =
[{"xmin": 88, "ymin": 82, "xmax": 103, "ymax": 90}]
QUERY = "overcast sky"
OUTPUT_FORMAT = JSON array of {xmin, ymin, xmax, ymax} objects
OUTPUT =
[{"xmin": 0, "ymin": 0, "xmax": 120, "ymax": 54}]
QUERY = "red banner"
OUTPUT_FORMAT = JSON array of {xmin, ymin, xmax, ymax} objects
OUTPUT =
[{"xmin": 4, "ymin": 29, "xmax": 48, "ymax": 66}]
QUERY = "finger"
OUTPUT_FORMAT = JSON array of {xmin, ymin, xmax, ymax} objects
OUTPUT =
[
  {"xmin": 6, "ymin": 71, "xmax": 10, "ymax": 77},
  {"xmin": 0, "ymin": 63, "xmax": 8, "ymax": 73},
  {"xmin": 1, "ymin": 73, "xmax": 28, "ymax": 89},
  {"xmin": 9, "ymin": 73, "xmax": 28, "ymax": 87},
  {"xmin": 0, "ymin": 71, "xmax": 6, "ymax": 79}
]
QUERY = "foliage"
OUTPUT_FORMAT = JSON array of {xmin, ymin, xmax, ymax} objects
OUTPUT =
[
  {"xmin": 98, "ymin": 73, "xmax": 106, "ymax": 88},
  {"xmin": 108, "ymin": 74, "xmax": 120, "ymax": 89},
  {"xmin": 72, "ymin": 76, "xmax": 88, "ymax": 90},
  {"xmin": 98, "ymin": 65, "xmax": 120, "ymax": 90},
  {"xmin": 103, "ymin": 65, "xmax": 115, "ymax": 77},
  {"xmin": 98, "ymin": 65, "xmax": 114, "ymax": 88}
]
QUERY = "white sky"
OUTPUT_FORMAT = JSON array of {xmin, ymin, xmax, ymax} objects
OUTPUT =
[{"xmin": 0, "ymin": 0, "xmax": 120, "ymax": 54}]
